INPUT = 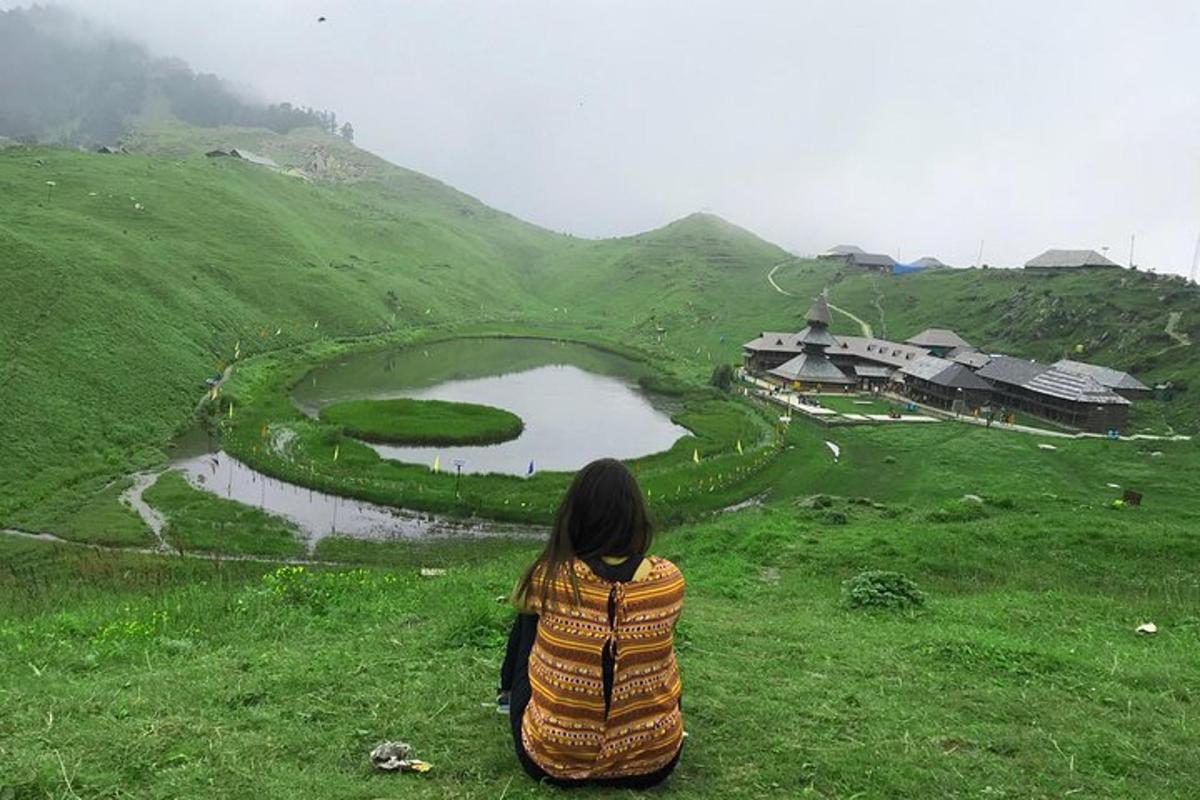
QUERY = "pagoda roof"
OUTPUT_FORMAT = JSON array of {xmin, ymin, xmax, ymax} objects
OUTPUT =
[
  {"xmin": 805, "ymin": 294, "xmax": 832, "ymax": 326},
  {"xmin": 795, "ymin": 324, "xmax": 837, "ymax": 348},
  {"xmin": 769, "ymin": 354, "xmax": 855, "ymax": 384}
]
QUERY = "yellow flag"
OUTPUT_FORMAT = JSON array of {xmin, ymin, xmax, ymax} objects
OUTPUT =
[
  {"xmin": 737, "ymin": 439, "xmax": 743, "ymax": 455},
  {"xmin": 693, "ymin": 448, "xmax": 700, "ymax": 464},
  {"xmin": 432, "ymin": 455, "xmax": 440, "ymax": 473},
  {"xmin": 228, "ymin": 403, "xmax": 233, "ymax": 419},
  {"xmin": 333, "ymin": 445, "xmax": 340, "ymax": 462}
]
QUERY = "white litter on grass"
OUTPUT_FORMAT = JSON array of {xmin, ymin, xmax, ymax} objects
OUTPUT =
[
  {"xmin": 1136, "ymin": 622, "xmax": 1158, "ymax": 635},
  {"xmin": 419, "ymin": 568, "xmax": 447, "ymax": 577},
  {"xmin": 1106, "ymin": 483, "xmax": 1122, "ymax": 489},
  {"xmin": 779, "ymin": 415, "xmax": 792, "ymax": 424},
  {"xmin": 1038, "ymin": 443, "xmax": 1057, "ymax": 451},
  {"xmin": 825, "ymin": 441, "xmax": 841, "ymax": 462}
]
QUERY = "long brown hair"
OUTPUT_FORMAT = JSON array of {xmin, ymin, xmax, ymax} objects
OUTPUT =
[{"xmin": 516, "ymin": 458, "xmax": 653, "ymax": 610}]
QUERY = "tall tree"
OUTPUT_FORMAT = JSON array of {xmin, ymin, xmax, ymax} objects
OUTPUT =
[{"xmin": 339, "ymin": 122, "xmax": 354, "ymax": 143}]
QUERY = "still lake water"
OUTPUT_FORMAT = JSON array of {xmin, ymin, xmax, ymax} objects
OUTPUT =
[
  {"xmin": 163, "ymin": 339, "xmax": 688, "ymax": 545},
  {"xmin": 291, "ymin": 338, "xmax": 690, "ymax": 476}
]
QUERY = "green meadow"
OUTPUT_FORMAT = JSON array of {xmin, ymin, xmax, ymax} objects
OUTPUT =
[
  {"xmin": 3, "ymin": 126, "xmax": 1200, "ymax": 798},
  {"xmin": 320, "ymin": 398, "xmax": 525, "ymax": 446}
]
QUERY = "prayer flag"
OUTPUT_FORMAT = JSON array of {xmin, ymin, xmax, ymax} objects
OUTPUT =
[
  {"xmin": 432, "ymin": 455, "xmax": 440, "ymax": 473},
  {"xmin": 737, "ymin": 439, "xmax": 743, "ymax": 455},
  {"xmin": 333, "ymin": 445, "xmax": 340, "ymax": 462},
  {"xmin": 527, "ymin": 460, "xmax": 535, "ymax": 477},
  {"xmin": 693, "ymin": 448, "xmax": 700, "ymax": 464},
  {"xmin": 228, "ymin": 403, "xmax": 233, "ymax": 419}
]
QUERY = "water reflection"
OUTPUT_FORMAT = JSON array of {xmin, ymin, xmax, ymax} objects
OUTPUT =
[
  {"xmin": 174, "ymin": 451, "xmax": 540, "ymax": 549},
  {"xmin": 292, "ymin": 339, "xmax": 689, "ymax": 476}
]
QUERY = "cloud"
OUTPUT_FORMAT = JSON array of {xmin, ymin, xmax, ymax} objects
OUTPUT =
[{"xmin": 14, "ymin": 0, "xmax": 1200, "ymax": 273}]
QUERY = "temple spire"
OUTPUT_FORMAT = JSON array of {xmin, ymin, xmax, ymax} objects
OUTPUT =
[{"xmin": 805, "ymin": 293, "xmax": 832, "ymax": 327}]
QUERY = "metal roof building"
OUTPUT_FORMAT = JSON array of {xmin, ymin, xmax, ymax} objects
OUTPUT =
[
  {"xmin": 976, "ymin": 356, "xmax": 1129, "ymax": 431},
  {"xmin": 830, "ymin": 336, "xmax": 928, "ymax": 368},
  {"xmin": 949, "ymin": 349, "xmax": 993, "ymax": 370},
  {"xmin": 1024, "ymin": 249, "xmax": 1122, "ymax": 272},
  {"xmin": 898, "ymin": 354, "xmax": 992, "ymax": 411},
  {"xmin": 846, "ymin": 252, "xmax": 896, "ymax": 272},
  {"xmin": 1051, "ymin": 359, "xmax": 1151, "ymax": 398},
  {"xmin": 905, "ymin": 328, "xmax": 973, "ymax": 356},
  {"xmin": 816, "ymin": 244, "xmax": 866, "ymax": 260}
]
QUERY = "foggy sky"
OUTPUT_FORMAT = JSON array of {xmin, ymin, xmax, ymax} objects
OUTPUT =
[{"xmin": 17, "ymin": 1, "xmax": 1200, "ymax": 274}]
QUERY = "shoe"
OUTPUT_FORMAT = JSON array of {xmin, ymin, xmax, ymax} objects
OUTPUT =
[{"xmin": 496, "ymin": 690, "xmax": 511, "ymax": 715}]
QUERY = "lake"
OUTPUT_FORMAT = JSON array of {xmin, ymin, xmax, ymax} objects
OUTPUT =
[{"xmin": 290, "ymin": 338, "xmax": 690, "ymax": 476}]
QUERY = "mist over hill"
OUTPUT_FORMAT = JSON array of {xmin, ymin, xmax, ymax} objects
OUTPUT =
[{"xmin": 0, "ymin": 5, "xmax": 351, "ymax": 147}]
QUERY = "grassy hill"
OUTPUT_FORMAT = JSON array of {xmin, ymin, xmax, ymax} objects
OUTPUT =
[
  {"xmin": 3, "ymin": 420, "xmax": 1198, "ymax": 798},
  {"xmin": 0, "ymin": 131, "xmax": 796, "ymax": 529},
  {"xmin": 5, "ymin": 127, "xmax": 1200, "ymax": 529},
  {"xmin": 4, "ymin": 121, "xmax": 1200, "ymax": 798}
]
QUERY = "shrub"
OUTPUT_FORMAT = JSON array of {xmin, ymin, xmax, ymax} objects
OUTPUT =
[
  {"xmin": 710, "ymin": 363, "xmax": 735, "ymax": 392},
  {"xmin": 797, "ymin": 494, "xmax": 834, "ymax": 510},
  {"xmin": 259, "ymin": 566, "xmax": 395, "ymax": 614},
  {"xmin": 927, "ymin": 499, "xmax": 987, "ymax": 523},
  {"xmin": 842, "ymin": 570, "xmax": 926, "ymax": 610},
  {"xmin": 638, "ymin": 374, "xmax": 690, "ymax": 397},
  {"xmin": 825, "ymin": 510, "xmax": 849, "ymax": 525}
]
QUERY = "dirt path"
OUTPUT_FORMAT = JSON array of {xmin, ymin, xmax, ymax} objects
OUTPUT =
[
  {"xmin": 826, "ymin": 302, "xmax": 873, "ymax": 338},
  {"xmin": 766, "ymin": 261, "xmax": 796, "ymax": 296},
  {"xmin": 767, "ymin": 261, "xmax": 875, "ymax": 337},
  {"xmin": 1165, "ymin": 312, "xmax": 1191, "ymax": 347},
  {"xmin": 867, "ymin": 276, "xmax": 887, "ymax": 339},
  {"xmin": 0, "ymin": 526, "xmax": 351, "ymax": 567}
]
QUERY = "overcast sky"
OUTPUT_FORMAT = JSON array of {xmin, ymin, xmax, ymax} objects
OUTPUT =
[{"xmin": 23, "ymin": 0, "xmax": 1200, "ymax": 274}]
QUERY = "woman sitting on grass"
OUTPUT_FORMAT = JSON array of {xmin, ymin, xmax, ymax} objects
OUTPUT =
[{"xmin": 498, "ymin": 458, "xmax": 685, "ymax": 788}]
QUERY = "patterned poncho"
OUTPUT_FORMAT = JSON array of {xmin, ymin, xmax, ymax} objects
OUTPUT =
[{"xmin": 520, "ymin": 556, "xmax": 685, "ymax": 780}]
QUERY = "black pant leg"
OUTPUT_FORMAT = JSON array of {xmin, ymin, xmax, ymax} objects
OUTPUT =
[
  {"xmin": 503, "ymin": 614, "xmax": 548, "ymax": 782},
  {"xmin": 499, "ymin": 614, "xmax": 523, "ymax": 693}
]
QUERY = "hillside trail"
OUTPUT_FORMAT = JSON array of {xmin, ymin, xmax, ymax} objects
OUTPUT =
[
  {"xmin": 0, "ymin": 526, "xmax": 351, "ymax": 567},
  {"xmin": 766, "ymin": 260, "xmax": 874, "ymax": 337},
  {"xmin": 765, "ymin": 261, "xmax": 795, "ymax": 297},
  {"xmin": 867, "ymin": 275, "xmax": 887, "ymax": 339},
  {"xmin": 1144, "ymin": 311, "xmax": 1193, "ymax": 361},
  {"xmin": 826, "ymin": 302, "xmax": 874, "ymax": 339},
  {"xmin": 1164, "ymin": 312, "xmax": 1192, "ymax": 347}
]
